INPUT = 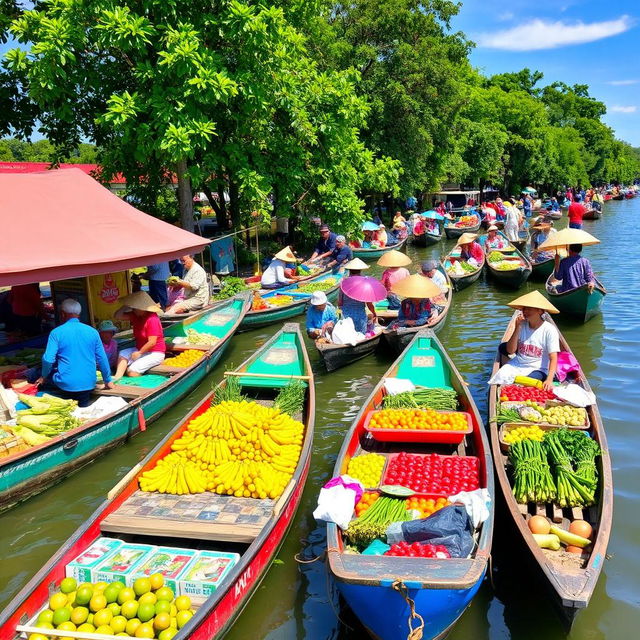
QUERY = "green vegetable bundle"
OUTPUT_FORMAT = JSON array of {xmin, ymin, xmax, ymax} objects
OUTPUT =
[
  {"xmin": 488, "ymin": 251, "xmax": 504, "ymax": 263},
  {"xmin": 509, "ymin": 438, "xmax": 556, "ymax": 504},
  {"xmin": 186, "ymin": 328, "xmax": 220, "ymax": 345},
  {"xmin": 343, "ymin": 496, "xmax": 410, "ymax": 549},
  {"xmin": 214, "ymin": 277, "xmax": 248, "ymax": 300},
  {"xmin": 495, "ymin": 406, "xmax": 523, "ymax": 424},
  {"xmin": 212, "ymin": 375, "xmax": 245, "ymax": 405},
  {"xmin": 460, "ymin": 261, "xmax": 478, "ymax": 273},
  {"xmin": 16, "ymin": 393, "xmax": 81, "ymax": 437},
  {"xmin": 274, "ymin": 381, "xmax": 306, "ymax": 416},
  {"xmin": 296, "ymin": 278, "xmax": 337, "ymax": 293},
  {"xmin": 382, "ymin": 388, "xmax": 458, "ymax": 411}
]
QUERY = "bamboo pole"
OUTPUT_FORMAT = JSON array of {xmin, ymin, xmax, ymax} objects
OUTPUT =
[{"xmin": 223, "ymin": 371, "xmax": 311, "ymax": 381}]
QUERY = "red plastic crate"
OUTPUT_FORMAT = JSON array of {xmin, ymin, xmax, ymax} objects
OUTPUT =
[{"xmin": 363, "ymin": 409, "xmax": 473, "ymax": 444}]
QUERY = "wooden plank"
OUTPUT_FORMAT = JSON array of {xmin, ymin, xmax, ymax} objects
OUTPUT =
[
  {"xmin": 94, "ymin": 386, "xmax": 148, "ymax": 398},
  {"xmin": 224, "ymin": 371, "xmax": 311, "ymax": 381},
  {"xmin": 536, "ymin": 503, "xmax": 546, "ymax": 517},
  {"xmin": 571, "ymin": 506, "xmax": 584, "ymax": 521},
  {"xmin": 552, "ymin": 503, "xmax": 563, "ymax": 523},
  {"xmin": 517, "ymin": 502, "xmax": 528, "ymax": 516},
  {"xmin": 148, "ymin": 365, "xmax": 188, "ymax": 374},
  {"xmin": 100, "ymin": 514, "xmax": 261, "ymax": 543}
]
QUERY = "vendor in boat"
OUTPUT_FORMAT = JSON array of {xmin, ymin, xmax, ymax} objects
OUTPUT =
[
  {"xmin": 113, "ymin": 291, "xmax": 166, "ymax": 379},
  {"xmin": 388, "ymin": 274, "xmax": 441, "ymax": 329},
  {"xmin": 98, "ymin": 320, "xmax": 119, "ymax": 371},
  {"xmin": 338, "ymin": 275, "xmax": 377, "ymax": 333},
  {"xmin": 393, "ymin": 221, "xmax": 408, "ymax": 242},
  {"xmin": 36, "ymin": 299, "xmax": 114, "ymax": 406},
  {"xmin": 484, "ymin": 225, "xmax": 509, "ymax": 251},
  {"xmin": 378, "ymin": 250, "xmax": 411, "ymax": 311},
  {"xmin": 455, "ymin": 233, "xmax": 483, "ymax": 265},
  {"xmin": 393, "ymin": 211, "xmax": 406, "ymax": 225},
  {"xmin": 306, "ymin": 291, "xmax": 338, "ymax": 339},
  {"xmin": 552, "ymin": 244, "xmax": 596, "ymax": 294},
  {"xmin": 307, "ymin": 224, "xmax": 337, "ymax": 264},
  {"xmin": 489, "ymin": 290, "xmax": 560, "ymax": 391},
  {"xmin": 420, "ymin": 260, "xmax": 448, "ymax": 312},
  {"xmin": 531, "ymin": 223, "xmax": 557, "ymax": 262},
  {"xmin": 374, "ymin": 224, "xmax": 388, "ymax": 247},
  {"xmin": 165, "ymin": 255, "xmax": 209, "ymax": 314},
  {"xmin": 259, "ymin": 247, "xmax": 300, "ymax": 288},
  {"xmin": 326, "ymin": 236, "xmax": 353, "ymax": 272},
  {"xmin": 412, "ymin": 216, "xmax": 425, "ymax": 236}
]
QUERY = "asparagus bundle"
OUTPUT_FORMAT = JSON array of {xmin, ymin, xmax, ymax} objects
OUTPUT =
[{"xmin": 343, "ymin": 496, "xmax": 411, "ymax": 549}]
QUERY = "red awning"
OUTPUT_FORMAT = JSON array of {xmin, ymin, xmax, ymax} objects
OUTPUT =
[{"xmin": 0, "ymin": 169, "xmax": 208, "ymax": 286}]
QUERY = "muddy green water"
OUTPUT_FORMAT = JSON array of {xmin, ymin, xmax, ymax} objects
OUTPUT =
[{"xmin": 2, "ymin": 199, "xmax": 638, "ymax": 640}]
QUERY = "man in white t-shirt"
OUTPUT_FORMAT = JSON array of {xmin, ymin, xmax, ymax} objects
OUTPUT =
[
  {"xmin": 165, "ymin": 255, "xmax": 210, "ymax": 313},
  {"xmin": 492, "ymin": 290, "xmax": 560, "ymax": 390}
]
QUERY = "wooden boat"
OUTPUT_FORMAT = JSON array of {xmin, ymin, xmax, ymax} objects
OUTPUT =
[
  {"xmin": 441, "ymin": 246, "xmax": 485, "ymax": 292},
  {"xmin": 0, "ymin": 293, "xmax": 252, "ymax": 513},
  {"xmin": 488, "ymin": 313, "xmax": 612, "ymax": 622},
  {"xmin": 0, "ymin": 323, "xmax": 315, "ymax": 640},
  {"xmin": 316, "ymin": 330, "xmax": 383, "ymax": 372},
  {"xmin": 545, "ymin": 275, "xmax": 606, "ymax": 323},
  {"xmin": 546, "ymin": 211, "xmax": 563, "ymax": 220},
  {"xmin": 481, "ymin": 231, "xmax": 532, "ymax": 289},
  {"xmin": 531, "ymin": 255, "xmax": 556, "ymax": 280},
  {"xmin": 582, "ymin": 207, "xmax": 601, "ymax": 220},
  {"xmin": 411, "ymin": 227, "xmax": 442, "ymax": 247},
  {"xmin": 239, "ymin": 272, "xmax": 342, "ymax": 331},
  {"xmin": 351, "ymin": 238, "xmax": 408, "ymax": 261},
  {"xmin": 382, "ymin": 266, "xmax": 453, "ymax": 354},
  {"xmin": 443, "ymin": 214, "xmax": 481, "ymax": 239},
  {"xmin": 326, "ymin": 329, "xmax": 494, "ymax": 640},
  {"xmin": 611, "ymin": 194, "xmax": 624, "ymax": 201}
]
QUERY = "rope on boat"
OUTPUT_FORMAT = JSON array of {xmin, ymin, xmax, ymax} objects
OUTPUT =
[
  {"xmin": 294, "ymin": 546, "xmax": 338, "ymax": 564},
  {"xmin": 392, "ymin": 580, "xmax": 425, "ymax": 640}
]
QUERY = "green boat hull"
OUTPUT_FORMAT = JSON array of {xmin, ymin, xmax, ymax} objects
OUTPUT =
[
  {"xmin": 351, "ymin": 239, "xmax": 407, "ymax": 261},
  {"xmin": 546, "ymin": 282, "xmax": 606, "ymax": 323},
  {"xmin": 0, "ymin": 297, "xmax": 249, "ymax": 512},
  {"xmin": 531, "ymin": 257, "xmax": 555, "ymax": 280}
]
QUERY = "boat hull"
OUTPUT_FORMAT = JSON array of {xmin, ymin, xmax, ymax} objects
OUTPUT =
[
  {"xmin": 546, "ymin": 281, "xmax": 606, "ymax": 322},
  {"xmin": 487, "ymin": 264, "xmax": 532, "ymax": 288},
  {"xmin": 531, "ymin": 257, "xmax": 555, "ymax": 280},
  {"xmin": 316, "ymin": 334, "xmax": 382, "ymax": 372},
  {"xmin": 352, "ymin": 239, "xmax": 408, "ymax": 261},
  {"xmin": 444, "ymin": 218, "xmax": 481, "ymax": 239},
  {"xmin": 582, "ymin": 209, "xmax": 601, "ymax": 220},
  {"xmin": 411, "ymin": 231, "xmax": 441, "ymax": 247},
  {"xmin": 336, "ymin": 571, "xmax": 485, "ymax": 640}
]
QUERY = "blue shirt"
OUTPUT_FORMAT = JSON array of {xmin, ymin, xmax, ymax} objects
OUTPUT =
[
  {"xmin": 306, "ymin": 303, "xmax": 337, "ymax": 332},
  {"xmin": 42, "ymin": 318, "xmax": 112, "ymax": 390},
  {"xmin": 147, "ymin": 262, "xmax": 170, "ymax": 281},
  {"xmin": 315, "ymin": 232, "xmax": 337, "ymax": 255},
  {"xmin": 331, "ymin": 245, "xmax": 353, "ymax": 266}
]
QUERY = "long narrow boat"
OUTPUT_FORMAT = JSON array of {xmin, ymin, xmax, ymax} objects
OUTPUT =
[
  {"xmin": 443, "ymin": 214, "xmax": 481, "ymax": 239},
  {"xmin": 351, "ymin": 238, "xmax": 408, "ymax": 261},
  {"xmin": 441, "ymin": 246, "xmax": 485, "ymax": 291},
  {"xmin": 531, "ymin": 255, "xmax": 556, "ymax": 280},
  {"xmin": 411, "ymin": 227, "xmax": 442, "ymax": 247},
  {"xmin": 239, "ymin": 272, "xmax": 342, "ymax": 331},
  {"xmin": 488, "ymin": 312, "xmax": 612, "ymax": 622},
  {"xmin": 582, "ymin": 207, "xmax": 601, "ymax": 221},
  {"xmin": 0, "ymin": 323, "xmax": 315, "ymax": 640},
  {"xmin": 546, "ymin": 210, "xmax": 563, "ymax": 220},
  {"xmin": 545, "ymin": 275, "xmax": 606, "ymax": 323},
  {"xmin": 481, "ymin": 231, "xmax": 532, "ymax": 289},
  {"xmin": 326, "ymin": 329, "xmax": 494, "ymax": 640},
  {"xmin": 382, "ymin": 266, "xmax": 453, "ymax": 354},
  {"xmin": 315, "ymin": 330, "xmax": 383, "ymax": 372},
  {"xmin": 0, "ymin": 292, "xmax": 252, "ymax": 513}
]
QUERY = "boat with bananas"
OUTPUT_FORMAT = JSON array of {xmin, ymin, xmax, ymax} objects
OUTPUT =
[
  {"xmin": 0, "ymin": 323, "xmax": 315, "ymax": 640},
  {"xmin": 0, "ymin": 292, "xmax": 251, "ymax": 512}
]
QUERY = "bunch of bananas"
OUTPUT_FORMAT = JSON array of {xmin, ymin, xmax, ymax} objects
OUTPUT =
[
  {"xmin": 139, "ymin": 454, "xmax": 207, "ymax": 494},
  {"xmin": 163, "ymin": 349, "xmax": 204, "ymax": 367},
  {"xmin": 139, "ymin": 400, "xmax": 304, "ymax": 499}
]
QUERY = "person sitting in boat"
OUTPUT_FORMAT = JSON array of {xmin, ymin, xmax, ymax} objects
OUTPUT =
[
  {"xmin": 36, "ymin": 298, "xmax": 114, "ymax": 406},
  {"xmin": 425, "ymin": 217, "xmax": 438, "ymax": 233},
  {"xmin": 482, "ymin": 203, "xmax": 497, "ymax": 226},
  {"xmin": 550, "ymin": 197, "xmax": 560, "ymax": 212},
  {"xmin": 326, "ymin": 236, "xmax": 353, "ymax": 272},
  {"xmin": 484, "ymin": 225, "xmax": 509, "ymax": 251},
  {"xmin": 374, "ymin": 224, "xmax": 388, "ymax": 247},
  {"xmin": 113, "ymin": 292, "xmax": 166, "ymax": 379},
  {"xmin": 379, "ymin": 250, "xmax": 411, "ymax": 311},
  {"xmin": 306, "ymin": 291, "xmax": 338, "ymax": 340},
  {"xmin": 165, "ymin": 255, "xmax": 209, "ymax": 314},
  {"xmin": 307, "ymin": 224, "xmax": 337, "ymax": 264},
  {"xmin": 259, "ymin": 247, "xmax": 299, "ymax": 289},
  {"xmin": 531, "ymin": 223, "xmax": 557, "ymax": 262},
  {"xmin": 420, "ymin": 260, "xmax": 447, "ymax": 313},
  {"xmin": 393, "ymin": 211, "xmax": 406, "ymax": 225},
  {"xmin": 388, "ymin": 274, "xmax": 441, "ymax": 329},
  {"xmin": 393, "ymin": 221, "xmax": 408, "ymax": 242},
  {"xmin": 551, "ymin": 244, "xmax": 595, "ymax": 294},
  {"xmin": 455, "ymin": 233, "xmax": 483, "ymax": 266},
  {"xmin": 412, "ymin": 216, "xmax": 426, "ymax": 236},
  {"xmin": 98, "ymin": 320, "xmax": 119, "ymax": 372},
  {"xmin": 338, "ymin": 279, "xmax": 377, "ymax": 334},
  {"xmin": 489, "ymin": 291, "xmax": 560, "ymax": 391},
  {"xmin": 343, "ymin": 258, "xmax": 369, "ymax": 277}
]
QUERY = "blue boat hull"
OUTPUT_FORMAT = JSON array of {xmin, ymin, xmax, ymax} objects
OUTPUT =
[{"xmin": 337, "ymin": 571, "xmax": 485, "ymax": 640}]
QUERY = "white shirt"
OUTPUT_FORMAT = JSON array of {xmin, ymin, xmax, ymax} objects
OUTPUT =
[
  {"xmin": 511, "ymin": 321, "xmax": 560, "ymax": 372},
  {"xmin": 261, "ymin": 259, "xmax": 291, "ymax": 286},
  {"xmin": 429, "ymin": 270, "xmax": 448, "ymax": 294},
  {"xmin": 184, "ymin": 261, "xmax": 209, "ymax": 305}
]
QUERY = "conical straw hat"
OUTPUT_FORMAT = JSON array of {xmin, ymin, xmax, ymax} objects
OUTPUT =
[
  {"xmin": 377, "ymin": 250, "xmax": 411, "ymax": 267},
  {"xmin": 507, "ymin": 290, "xmax": 559, "ymax": 314},
  {"xmin": 538, "ymin": 228, "xmax": 599, "ymax": 251},
  {"xmin": 118, "ymin": 291, "xmax": 162, "ymax": 314},
  {"xmin": 390, "ymin": 273, "xmax": 441, "ymax": 299},
  {"xmin": 343, "ymin": 257, "xmax": 369, "ymax": 271},
  {"xmin": 274, "ymin": 246, "xmax": 297, "ymax": 261},
  {"xmin": 456, "ymin": 232, "xmax": 478, "ymax": 246}
]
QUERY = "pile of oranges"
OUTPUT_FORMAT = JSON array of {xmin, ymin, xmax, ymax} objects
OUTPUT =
[
  {"xmin": 405, "ymin": 496, "xmax": 450, "ymax": 519},
  {"xmin": 368, "ymin": 408, "xmax": 468, "ymax": 432},
  {"xmin": 354, "ymin": 491, "xmax": 380, "ymax": 517}
]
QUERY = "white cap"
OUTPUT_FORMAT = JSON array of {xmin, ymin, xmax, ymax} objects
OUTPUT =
[{"xmin": 310, "ymin": 291, "xmax": 328, "ymax": 306}]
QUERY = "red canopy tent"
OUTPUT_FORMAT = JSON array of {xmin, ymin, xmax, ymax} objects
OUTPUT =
[{"xmin": 0, "ymin": 169, "xmax": 208, "ymax": 286}]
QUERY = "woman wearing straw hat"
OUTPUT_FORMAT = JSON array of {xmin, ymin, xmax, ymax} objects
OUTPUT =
[
  {"xmin": 113, "ymin": 292, "xmax": 166, "ymax": 379},
  {"xmin": 388, "ymin": 274, "xmax": 441, "ymax": 329},
  {"xmin": 393, "ymin": 220, "xmax": 408, "ymax": 242},
  {"xmin": 378, "ymin": 250, "xmax": 411, "ymax": 311},
  {"xmin": 260, "ymin": 246, "xmax": 300, "ymax": 289},
  {"xmin": 488, "ymin": 290, "xmax": 560, "ymax": 390},
  {"xmin": 456, "ymin": 233, "xmax": 483, "ymax": 265},
  {"xmin": 484, "ymin": 225, "xmax": 509, "ymax": 251},
  {"xmin": 531, "ymin": 222, "xmax": 557, "ymax": 263},
  {"xmin": 343, "ymin": 257, "xmax": 369, "ymax": 276}
]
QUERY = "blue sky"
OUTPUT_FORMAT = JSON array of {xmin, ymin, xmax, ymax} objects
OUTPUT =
[{"xmin": 452, "ymin": 0, "xmax": 640, "ymax": 145}]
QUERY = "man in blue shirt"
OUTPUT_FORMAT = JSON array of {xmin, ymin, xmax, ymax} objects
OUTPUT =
[
  {"xmin": 140, "ymin": 262, "xmax": 169, "ymax": 310},
  {"xmin": 36, "ymin": 299, "xmax": 114, "ymax": 406},
  {"xmin": 305, "ymin": 291, "xmax": 338, "ymax": 339},
  {"xmin": 326, "ymin": 235, "xmax": 353, "ymax": 272},
  {"xmin": 307, "ymin": 224, "xmax": 337, "ymax": 264}
]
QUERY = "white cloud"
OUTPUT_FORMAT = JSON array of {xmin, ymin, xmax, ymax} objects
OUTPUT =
[
  {"xmin": 607, "ymin": 79, "xmax": 639, "ymax": 86},
  {"xmin": 609, "ymin": 105, "xmax": 637, "ymax": 113},
  {"xmin": 477, "ymin": 15, "xmax": 634, "ymax": 51}
]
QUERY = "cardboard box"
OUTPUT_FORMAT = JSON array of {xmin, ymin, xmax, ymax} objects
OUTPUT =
[
  {"xmin": 92, "ymin": 543, "xmax": 156, "ymax": 585},
  {"xmin": 132, "ymin": 547, "xmax": 198, "ymax": 593},
  {"xmin": 178, "ymin": 551, "xmax": 240, "ymax": 597},
  {"xmin": 65, "ymin": 537, "xmax": 124, "ymax": 583}
]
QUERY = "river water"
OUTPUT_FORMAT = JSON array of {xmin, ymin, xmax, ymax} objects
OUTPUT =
[{"xmin": 1, "ymin": 199, "xmax": 638, "ymax": 640}]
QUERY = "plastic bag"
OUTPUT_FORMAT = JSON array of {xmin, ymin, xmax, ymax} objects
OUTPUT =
[
  {"xmin": 552, "ymin": 383, "xmax": 595, "ymax": 408},
  {"xmin": 313, "ymin": 475, "xmax": 364, "ymax": 530},
  {"xmin": 385, "ymin": 505, "xmax": 474, "ymax": 558},
  {"xmin": 556, "ymin": 351, "xmax": 582, "ymax": 382},
  {"xmin": 331, "ymin": 318, "xmax": 364, "ymax": 346},
  {"xmin": 383, "ymin": 378, "xmax": 416, "ymax": 396},
  {"xmin": 488, "ymin": 363, "xmax": 536, "ymax": 386},
  {"xmin": 447, "ymin": 489, "xmax": 491, "ymax": 529}
]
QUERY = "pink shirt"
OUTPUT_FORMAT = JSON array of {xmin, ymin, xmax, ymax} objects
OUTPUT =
[
  {"xmin": 131, "ymin": 312, "xmax": 166, "ymax": 353},
  {"xmin": 382, "ymin": 268, "xmax": 410, "ymax": 291}
]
